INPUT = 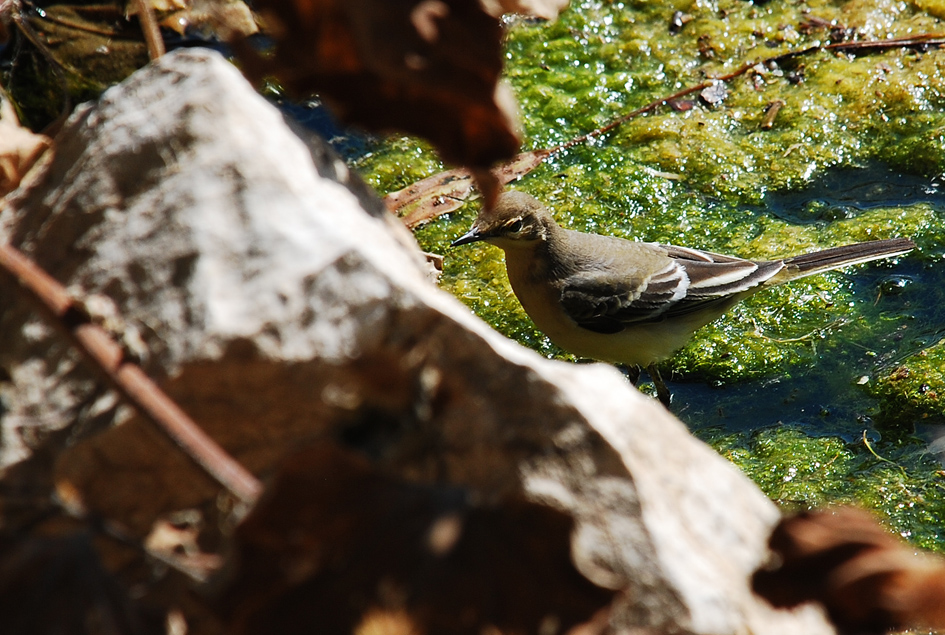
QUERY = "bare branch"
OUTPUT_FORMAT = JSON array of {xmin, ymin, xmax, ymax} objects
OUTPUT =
[
  {"xmin": 0, "ymin": 241, "xmax": 262, "ymax": 504},
  {"xmin": 133, "ymin": 0, "xmax": 166, "ymax": 60}
]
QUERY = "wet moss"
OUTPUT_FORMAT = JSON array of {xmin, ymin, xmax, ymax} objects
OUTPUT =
[
  {"xmin": 355, "ymin": 0, "xmax": 945, "ymax": 551},
  {"xmin": 703, "ymin": 425, "xmax": 945, "ymax": 553},
  {"xmin": 872, "ymin": 343, "xmax": 945, "ymax": 425}
]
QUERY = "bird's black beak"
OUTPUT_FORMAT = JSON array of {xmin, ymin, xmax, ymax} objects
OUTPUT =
[{"xmin": 451, "ymin": 226, "xmax": 485, "ymax": 247}]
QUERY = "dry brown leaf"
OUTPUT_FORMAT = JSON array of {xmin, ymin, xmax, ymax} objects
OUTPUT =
[
  {"xmin": 125, "ymin": 0, "xmax": 259, "ymax": 37},
  {"xmin": 218, "ymin": 442, "xmax": 616, "ymax": 635},
  {"xmin": 124, "ymin": 0, "xmax": 188, "ymax": 15},
  {"xmin": 753, "ymin": 507, "xmax": 945, "ymax": 634},
  {"xmin": 387, "ymin": 148, "xmax": 551, "ymax": 228},
  {"xmin": 478, "ymin": 0, "xmax": 569, "ymax": 20},
  {"xmin": 236, "ymin": 0, "xmax": 520, "ymax": 168},
  {"xmin": 144, "ymin": 514, "xmax": 223, "ymax": 581},
  {"xmin": 0, "ymin": 97, "xmax": 51, "ymax": 198}
]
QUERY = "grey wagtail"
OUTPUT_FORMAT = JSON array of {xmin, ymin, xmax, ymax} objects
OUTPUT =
[{"xmin": 451, "ymin": 191, "xmax": 915, "ymax": 404}]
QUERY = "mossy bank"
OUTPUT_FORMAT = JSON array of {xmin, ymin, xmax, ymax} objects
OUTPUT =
[{"xmin": 355, "ymin": 0, "xmax": 945, "ymax": 551}]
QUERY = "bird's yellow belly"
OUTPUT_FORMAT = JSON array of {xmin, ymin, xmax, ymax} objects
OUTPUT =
[
  {"xmin": 505, "ymin": 251, "xmax": 730, "ymax": 366},
  {"xmin": 517, "ymin": 295, "xmax": 700, "ymax": 365}
]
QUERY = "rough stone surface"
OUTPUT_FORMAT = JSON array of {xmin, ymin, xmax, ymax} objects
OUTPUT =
[{"xmin": 0, "ymin": 48, "xmax": 834, "ymax": 634}]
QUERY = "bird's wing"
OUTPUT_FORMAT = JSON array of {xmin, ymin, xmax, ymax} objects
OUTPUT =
[
  {"xmin": 559, "ymin": 244, "xmax": 784, "ymax": 334},
  {"xmin": 558, "ymin": 258, "xmax": 687, "ymax": 333},
  {"xmin": 659, "ymin": 245, "xmax": 785, "ymax": 299}
]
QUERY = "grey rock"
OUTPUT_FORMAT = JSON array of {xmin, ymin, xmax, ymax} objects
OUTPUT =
[{"xmin": 0, "ymin": 48, "xmax": 833, "ymax": 634}]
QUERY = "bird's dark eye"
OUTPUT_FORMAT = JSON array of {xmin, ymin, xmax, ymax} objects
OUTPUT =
[{"xmin": 508, "ymin": 219, "xmax": 524, "ymax": 233}]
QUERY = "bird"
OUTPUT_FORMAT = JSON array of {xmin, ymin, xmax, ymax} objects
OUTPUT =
[{"xmin": 451, "ymin": 190, "xmax": 915, "ymax": 405}]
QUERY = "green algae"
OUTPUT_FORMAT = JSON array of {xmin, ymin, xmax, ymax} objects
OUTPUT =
[
  {"xmin": 356, "ymin": 1, "xmax": 945, "ymax": 375},
  {"xmin": 872, "ymin": 341, "xmax": 945, "ymax": 424},
  {"xmin": 703, "ymin": 425, "xmax": 945, "ymax": 553},
  {"xmin": 353, "ymin": 0, "xmax": 945, "ymax": 551}
]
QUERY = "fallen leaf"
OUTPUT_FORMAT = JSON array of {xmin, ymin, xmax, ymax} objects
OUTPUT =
[
  {"xmin": 389, "ymin": 166, "xmax": 475, "ymax": 226},
  {"xmin": 753, "ymin": 507, "xmax": 945, "ymax": 633},
  {"xmin": 0, "ymin": 96, "xmax": 50, "ymax": 197},
  {"xmin": 478, "ymin": 0, "xmax": 570, "ymax": 20},
  {"xmin": 236, "ymin": 0, "xmax": 520, "ymax": 168},
  {"xmin": 388, "ymin": 148, "xmax": 551, "ymax": 228},
  {"xmin": 125, "ymin": 0, "xmax": 258, "ymax": 37},
  {"xmin": 145, "ymin": 513, "xmax": 223, "ymax": 582}
]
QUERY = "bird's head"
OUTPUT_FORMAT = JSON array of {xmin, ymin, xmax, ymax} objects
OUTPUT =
[{"xmin": 451, "ymin": 191, "xmax": 555, "ymax": 250}]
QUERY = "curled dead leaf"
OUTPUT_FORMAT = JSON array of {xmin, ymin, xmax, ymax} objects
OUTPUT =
[
  {"xmin": 236, "ymin": 0, "xmax": 520, "ymax": 168},
  {"xmin": 753, "ymin": 507, "xmax": 945, "ymax": 634}
]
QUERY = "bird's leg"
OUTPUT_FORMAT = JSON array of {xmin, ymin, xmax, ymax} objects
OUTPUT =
[
  {"xmin": 646, "ymin": 364, "xmax": 672, "ymax": 406},
  {"xmin": 621, "ymin": 364, "xmax": 642, "ymax": 386}
]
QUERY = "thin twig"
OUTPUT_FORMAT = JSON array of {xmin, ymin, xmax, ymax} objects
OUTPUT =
[
  {"xmin": 133, "ymin": 0, "xmax": 165, "ymax": 60},
  {"xmin": 555, "ymin": 62, "xmax": 756, "ymax": 153},
  {"xmin": 826, "ymin": 33, "xmax": 945, "ymax": 53},
  {"xmin": 29, "ymin": 13, "xmax": 124, "ymax": 38},
  {"xmin": 0, "ymin": 242, "xmax": 262, "ymax": 504},
  {"xmin": 561, "ymin": 35, "xmax": 945, "ymax": 152}
]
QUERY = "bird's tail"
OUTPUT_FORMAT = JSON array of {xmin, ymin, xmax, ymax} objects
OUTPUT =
[{"xmin": 770, "ymin": 237, "xmax": 915, "ymax": 284}]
